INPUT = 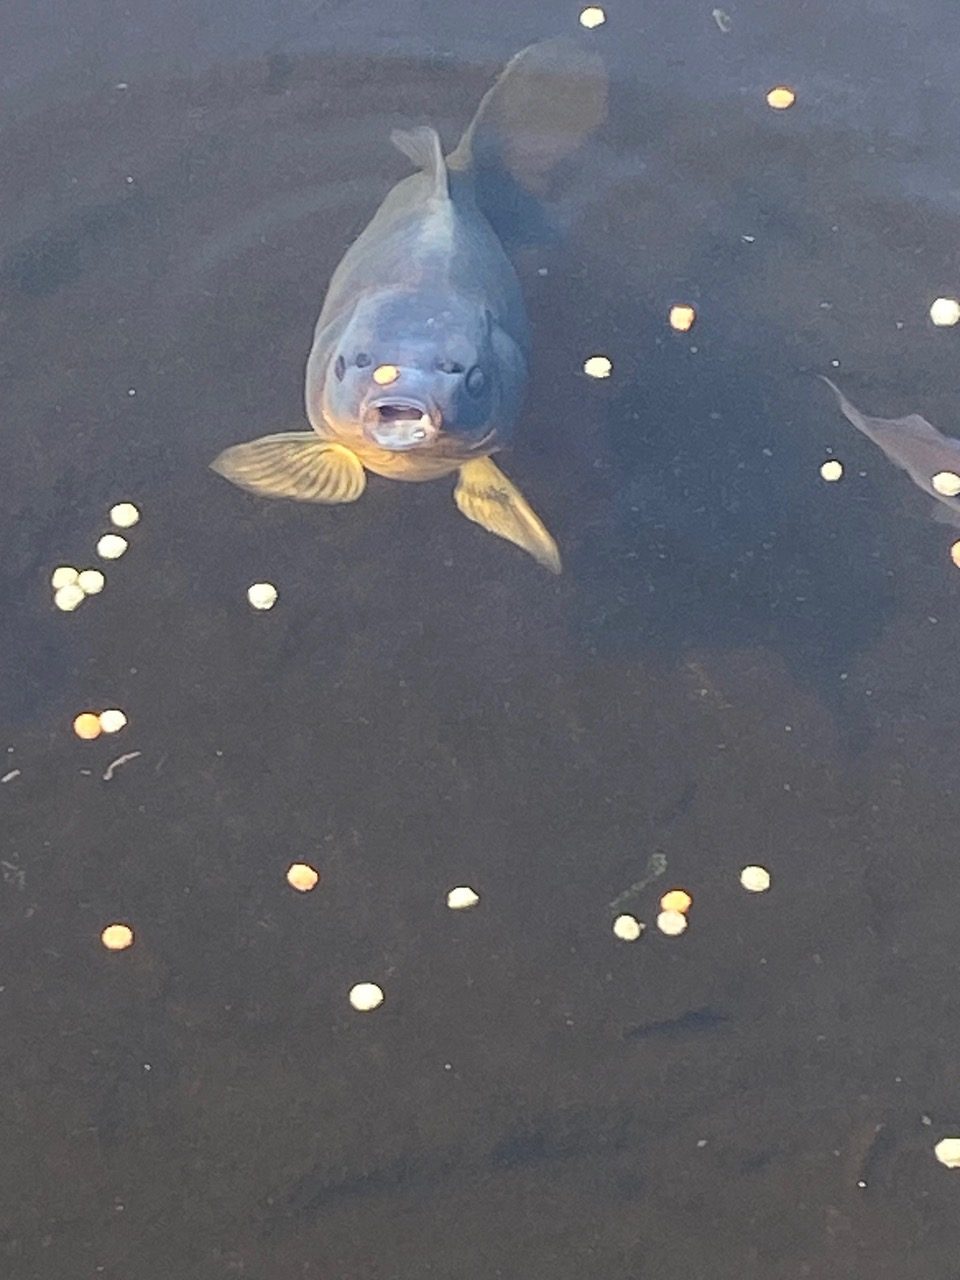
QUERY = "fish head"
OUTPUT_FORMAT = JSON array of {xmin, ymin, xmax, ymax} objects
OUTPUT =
[{"xmin": 318, "ymin": 290, "xmax": 525, "ymax": 461}]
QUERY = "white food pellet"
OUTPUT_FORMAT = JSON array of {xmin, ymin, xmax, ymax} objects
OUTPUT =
[
  {"xmin": 613, "ymin": 913, "xmax": 644, "ymax": 941},
  {"xmin": 51, "ymin": 566, "xmax": 79, "ymax": 590},
  {"xmin": 656, "ymin": 909, "xmax": 688, "ymax": 936},
  {"xmin": 247, "ymin": 582, "xmax": 278, "ymax": 610},
  {"xmin": 932, "ymin": 471, "xmax": 960, "ymax": 497},
  {"xmin": 578, "ymin": 5, "xmax": 606, "ymax": 28},
  {"xmin": 935, "ymin": 1137, "xmax": 960, "ymax": 1168},
  {"xmin": 930, "ymin": 297, "xmax": 960, "ymax": 327},
  {"xmin": 54, "ymin": 583, "xmax": 86, "ymax": 612},
  {"xmin": 349, "ymin": 982, "xmax": 384, "ymax": 1012},
  {"xmin": 97, "ymin": 534, "xmax": 128, "ymax": 560},
  {"xmin": 820, "ymin": 459, "xmax": 843, "ymax": 482},
  {"xmin": 447, "ymin": 886, "xmax": 480, "ymax": 910},
  {"xmin": 740, "ymin": 864, "xmax": 771, "ymax": 892},
  {"xmin": 98, "ymin": 709, "xmax": 127, "ymax": 734},
  {"xmin": 583, "ymin": 355, "xmax": 612, "ymax": 379},
  {"xmin": 77, "ymin": 569, "xmax": 105, "ymax": 595},
  {"xmin": 110, "ymin": 502, "xmax": 141, "ymax": 528}
]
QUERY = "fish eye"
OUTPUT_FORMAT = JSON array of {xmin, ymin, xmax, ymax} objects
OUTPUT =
[
  {"xmin": 436, "ymin": 358, "xmax": 465, "ymax": 375},
  {"xmin": 355, "ymin": 352, "xmax": 372, "ymax": 368},
  {"xmin": 334, "ymin": 354, "xmax": 346, "ymax": 381},
  {"xmin": 465, "ymin": 365, "xmax": 485, "ymax": 397}
]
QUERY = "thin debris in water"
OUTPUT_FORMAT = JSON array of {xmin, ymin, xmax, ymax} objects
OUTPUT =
[
  {"xmin": 103, "ymin": 751, "xmax": 141, "ymax": 781},
  {"xmin": 1, "ymin": 769, "xmax": 21, "ymax": 784},
  {"xmin": 610, "ymin": 851, "xmax": 668, "ymax": 911}
]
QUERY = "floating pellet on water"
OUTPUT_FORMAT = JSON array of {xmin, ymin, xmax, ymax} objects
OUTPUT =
[
  {"xmin": 286, "ymin": 862, "xmax": 319, "ymax": 892},
  {"xmin": 247, "ymin": 581, "xmax": 278, "ymax": 610},
  {"xmin": 613, "ymin": 913, "xmax": 644, "ymax": 941},
  {"xmin": 950, "ymin": 541, "xmax": 960, "ymax": 569},
  {"xmin": 766, "ymin": 86, "xmax": 796, "ymax": 110},
  {"xmin": 669, "ymin": 304, "xmax": 696, "ymax": 332},
  {"xmin": 929, "ymin": 297, "xmax": 960, "ymax": 327},
  {"xmin": 656, "ymin": 909, "xmax": 688, "ymax": 936},
  {"xmin": 98, "ymin": 709, "xmax": 127, "ymax": 734},
  {"xmin": 77, "ymin": 568, "xmax": 105, "ymax": 595},
  {"xmin": 54, "ymin": 583, "xmax": 86, "ymax": 612},
  {"xmin": 740, "ymin": 864, "xmax": 771, "ymax": 892},
  {"xmin": 51, "ymin": 566, "xmax": 79, "ymax": 589},
  {"xmin": 932, "ymin": 471, "xmax": 960, "ymax": 497},
  {"xmin": 101, "ymin": 923, "xmax": 134, "ymax": 951},
  {"xmin": 820, "ymin": 459, "xmax": 844, "ymax": 482},
  {"xmin": 578, "ymin": 5, "xmax": 606, "ymax": 28},
  {"xmin": 447, "ymin": 885, "xmax": 479, "ymax": 910},
  {"xmin": 935, "ymin": 1137, "xmax": 960, "ymax": 1168},
  {"xmin": 372, "ymin": 364, "xmax": 400, "ymax": 386},
  {"xmin": 660, "ymin": 888, "xmax": 693, "ymax": 914},
  {"xmin": 97, "ymin": 533, "xmax": 128, "ymax": 560},
  {"xmin": 73, "ymin": 713, "xmax": 102, "ymax": 740},
  {"xmin": 583, "ymin": 355, "xmax": 612, "ymax": 379},
  {"xmin": 349, "ymin": 982, "xmax": 384, "ymax": 1011},
  {"xmin": 110, "ymin": 502, "xmax": 141, "ymax": 528}
]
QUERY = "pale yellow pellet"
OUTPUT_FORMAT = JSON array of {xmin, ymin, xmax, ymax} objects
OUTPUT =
[
  {"xmin": 950, "ymin": 541, "xmax": 960, "ymax": 569},
  {"xmin": 669, "ymin": 304, "xmax": 697, "ymax": 332},
  {"xmin": 77, "ymin": 569, "xmax": 105, "ymax": 595},
  {"xmin": 247, "ymin": 582, "xmax": 278, "ymax": 610},
  {"xmin": 766, "ymin": 86, "xmax": 796, "ymax": 110},
  {"xmin": 613, "ymin": 913, "xmax": 644, "ymax": 941},
  {"xmin": 656, "ymin": 909, "xmax": 688, "ymax": 936},
  {"xmin": 97, "ymin": 533, "xmax": 128, "ymax": 560},
  {"xmin": 51, "ymin": 566, "xmax": 79, "ymax": 589},
  {"xmin": 447, "ymin": 885, "xmax": 480, "ymax": 910},
  {"xmin": 929, "ymin": 297, "xmax": 960, "ymax": 327},
  {"xmin": 660, "ymin": 889, "xmax": 693, "ymax": 914},
  {"xmin": 579, "ymin": 6, "xmax": 606, "ymax": 28},
  {"xmin": 740, "ymin": 865, "xmax": 771, "ymax": 892},
  {"xmin": 932, "ymin": 471, "xmax": 960, "ymax": 497},
  {"xmin": 935, "ymin": 1138, "xmax": 960, "ymax": 1168},
  {"xmin": 820, "ymin": 459, "xmax": 844, "ymax": 482},
  {"xmin": 286, "ymin": 863, "xmax": 320, "ymax": 892},
  {"xmin": 583, "ymin": 355, "xmax": 612, "ymax": 379},
  {"xmin": 349, "ymin": 982, "xmax": 384, "ymax": 1011},
  {"xmin": 109, "ymin": 502, "xmax": 141, "ymax": 528},
  {"xmin": 54, "ymin": 583, "xmax": 86, "ymax": 612},
  {"xmin": 101, "ymin": 923, "xmax": 134, "ymax": 950},
  {"xmin": 98, "ymin": 709, "xmax": 127, "ymax": 734}
]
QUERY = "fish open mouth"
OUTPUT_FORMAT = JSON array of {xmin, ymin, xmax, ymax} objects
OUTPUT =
[{"xmin": 362, "ymin": 398, "xmax": 440, "ymax": 451}]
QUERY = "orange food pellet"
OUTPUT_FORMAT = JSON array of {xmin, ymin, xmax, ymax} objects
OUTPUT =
[
  {"xmin": 286, "ymin": 862, "xmax": 320, "ymax": 892},
  {"xmin": 73, "ymin": 712, "xmax": 102, "ymax": 740},
  {"xmin": 101, "ymin": 923, "xmax": 134, "ymax": 950},
  {"xmin": 659, "ymin": 888, "xmax": 693, "ymax": 914}
]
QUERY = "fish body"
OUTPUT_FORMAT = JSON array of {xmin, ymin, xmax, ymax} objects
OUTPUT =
[
  {"xmin": 212, "ymin": 40, "xmax": 607, "ymax": 572},
  {"xmin": 822, "ymin": 376, "xmax": 960, "ymax": 525}
]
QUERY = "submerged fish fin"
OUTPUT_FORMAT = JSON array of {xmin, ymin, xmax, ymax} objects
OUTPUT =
[
  {"xmin": 447, "ymin": 37, "xmax": 607, "ymax": 194},
  {"xmin": 391, "ymin": 126, "xmax": 448, "ymax": 199},
  {"xmin": 820, "ymin": 375, "xmax": 947, "ymax": 448},
  {"xmin": 210, "ymin": 432, "xmax": 366, "ymax": 503},
  {"xmin": 454, "ymin": 456, "xmax": 561, "ymax": 573}
]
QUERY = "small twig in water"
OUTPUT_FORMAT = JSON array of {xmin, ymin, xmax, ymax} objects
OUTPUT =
[{"xmin": 103, "ymin": 751, "xmax": 142, "ymax": 781}]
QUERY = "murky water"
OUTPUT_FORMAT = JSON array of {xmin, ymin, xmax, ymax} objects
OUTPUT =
[{"xmin": 5, "ymin": 2, "xmax": 960, "ymax": 1276}]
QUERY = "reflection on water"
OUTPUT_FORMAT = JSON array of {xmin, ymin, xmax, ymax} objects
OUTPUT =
[{"xmin": 5, "ymin": 2, "xmax": 960, "ymax": 1276}]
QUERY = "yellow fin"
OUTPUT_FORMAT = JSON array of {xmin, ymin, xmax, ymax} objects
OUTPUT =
[
  {"xmin": 454, "ymin": 456, "xmax": 561, "ymax": 573},
  {"xmin": 210, "ymin": 433, "xmax": 366, "ymax": 503}
]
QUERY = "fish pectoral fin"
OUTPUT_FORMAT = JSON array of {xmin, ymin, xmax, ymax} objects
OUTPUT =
[
  {"xmin": 210, "ymin": 433, "xmax": 366, "ymax": 504},
  {"xmin": 454, "ymin": 457, "xmax": 561, "ymax": 574}
]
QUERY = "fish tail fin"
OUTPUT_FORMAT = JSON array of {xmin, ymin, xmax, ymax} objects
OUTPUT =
[
  {"xmin": 391, "ymin": 126, "xmax": 448, "ymax": 199},
  {"xmin": 447, "ymin": 37, "xmax": 608, "ymax": 192}
]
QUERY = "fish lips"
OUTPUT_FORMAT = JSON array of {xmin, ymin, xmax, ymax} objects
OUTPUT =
[{"xmin": 361, "ymin": 396, "xmax": 441, "ymax": 451}]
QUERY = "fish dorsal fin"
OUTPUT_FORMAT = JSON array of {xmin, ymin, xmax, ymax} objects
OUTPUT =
[
  {"xmin": 391, "ymin": 126, "xmax": 448, "ymax": 199},
  {"xmin": 454, "ymin": 456, "xmax": 561, "ymax": 573}
]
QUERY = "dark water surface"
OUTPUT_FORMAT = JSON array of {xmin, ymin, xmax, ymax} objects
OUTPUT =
[{"xmin": 5, "ymin": 1, "xmax": 960, "ymax": 1276}]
